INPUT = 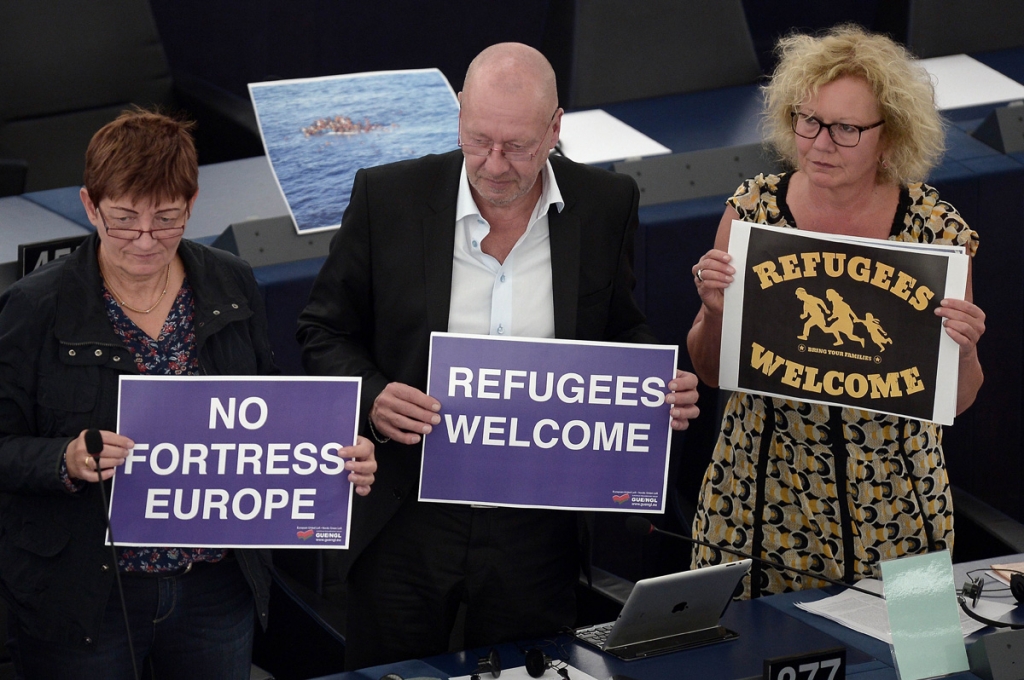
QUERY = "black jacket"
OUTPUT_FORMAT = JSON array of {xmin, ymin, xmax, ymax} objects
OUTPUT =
[
  {"xmin": 0, "ymin": 233, "xmax": 275, "ymax": 646},
  {"xmin": 298, "ymin": 151, "xmax": 654, "ymax": 581}
]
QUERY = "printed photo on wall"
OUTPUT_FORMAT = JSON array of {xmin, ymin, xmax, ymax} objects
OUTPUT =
[{"xmin": 720, "ymin": 221, "xmax": 968, "ymax": 425}]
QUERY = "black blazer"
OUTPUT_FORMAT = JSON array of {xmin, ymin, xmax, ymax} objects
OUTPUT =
[{"xmin": 298, "ymin": 150, "xmax": 655, "ymax": 576}]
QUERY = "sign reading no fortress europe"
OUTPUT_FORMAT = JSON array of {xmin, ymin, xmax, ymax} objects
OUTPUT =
[
  {"xmin": 420, "ymin": 333, "xmax": 677, "ymax": 512},
  {"xmin": 109, "ymin": 376, "xmax": 361, "ymax": 549},
  {"xmin": 721, "ymin": 222, "xmax": 968, "ymax": 425}
]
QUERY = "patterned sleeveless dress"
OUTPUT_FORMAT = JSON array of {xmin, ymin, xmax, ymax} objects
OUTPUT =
[{"xmin": 691, "ymin": 172, "xmax": 979, "ymax": 597}]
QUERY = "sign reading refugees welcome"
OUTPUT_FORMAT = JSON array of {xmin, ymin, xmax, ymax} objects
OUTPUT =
[
  {"xmin": 720, "ymin": 222, "xmax": 967, "ymax": 424},
  {"xmin": 109, "ymin": 376, "xmax": 361, "ymax": 549},
  {"xmin": 420, "ymin": 333, "xmax": 677, "ymax": 512}
]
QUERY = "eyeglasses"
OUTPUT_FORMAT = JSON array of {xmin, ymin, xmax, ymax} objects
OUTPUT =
[
  {"xmin": 791, "ymin": 112, "xmax": 884, "ymax": 148},
  {"xmin": 97, "ymin": 207, "xmax": 187, "ymax": 240},
  {"xmin": 458, "ymin": 110, "xmax": 558, "ymax": 162}
]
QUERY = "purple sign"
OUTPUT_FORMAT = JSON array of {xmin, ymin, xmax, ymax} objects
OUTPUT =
[
  {"xmin": 110, "ymin": 376, "xmax": 361, "ymax": 549},
  {"xmin": 421, "ymin": 333, "xmax": 677, "ymax": 512}
]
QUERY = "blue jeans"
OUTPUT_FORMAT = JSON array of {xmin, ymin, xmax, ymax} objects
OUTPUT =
[{"xmin": 9, "ymin": 557, "xmax": 255, "ymax": 680}]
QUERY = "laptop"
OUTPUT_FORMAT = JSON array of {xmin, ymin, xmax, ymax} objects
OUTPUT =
[{"xmin": 574, "ymin": 559, "xmax": 752, "ymax": 660}]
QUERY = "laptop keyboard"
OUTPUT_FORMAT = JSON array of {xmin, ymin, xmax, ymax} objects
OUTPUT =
[{"xmin": 575, "ymin": 622, "xmax": 614, "ymax": 647}]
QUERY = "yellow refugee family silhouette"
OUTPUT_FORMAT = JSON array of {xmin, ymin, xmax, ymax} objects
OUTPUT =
[{"xmin": 795, "ymin": 287, "xmax": 893, "ymax": 352}]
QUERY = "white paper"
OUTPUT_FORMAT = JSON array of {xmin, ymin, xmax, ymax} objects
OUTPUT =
[
  {"xmin": 793, "ymin": 579, "xmax": 1012, "ymax": 644},
  {"xmin": 920, "ymin": 54, "xmax": 1024, "ymax": 111},
  {"xmin": 558, "ymin": 109, "xmax": 671, "ymax": 164}
]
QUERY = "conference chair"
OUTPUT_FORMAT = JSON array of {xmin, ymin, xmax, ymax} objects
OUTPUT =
[
  {"xmin": 541, "ymin": 0, "xmax": 762, "ymax": 108},
  {"xmin": 0, "ymin": 159, "xmax": 27, "ymax": 198},
  {"xmin": 900, "ymin": 0, "xmax": 1024, "ymax": 57},
  {"xmin": 0, "ymin": 0, "xmax": 263, "ymax": 193},
  {"xmin": 951, "ymin": 485, "xmax": 1024, "ymax": 562},
  {"xmin": 252, "ymin": 567, "xmax": 347, "ymax": 680}
]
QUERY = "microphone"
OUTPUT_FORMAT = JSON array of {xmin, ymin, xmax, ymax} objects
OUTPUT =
[
  {"xmin": 624, "ymin": 516, "xmax": 883, "ymax": 599},
  {"xmin": 84, "ymin": 428, "xmax": 141, "ymax": 680},
  {"xmin": 470, "ymin": 647, "xmax": 501, "ymax": 680},
  {"xmin": 85, "ymin": 428, "xmax": 104, "ymax": 472},
  {"xmin": 957, "ymin": 575, "xmax": 1024, "ymax": 629},
  {"xmin": 525, "ymin": 649, "xmax": 569, "ymax": 679}
]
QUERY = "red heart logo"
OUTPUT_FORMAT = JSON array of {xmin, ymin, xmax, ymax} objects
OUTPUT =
[
  {"xmin": 297, "ymin": 529, "xmax": 314, "ymax": 540},
  {"xmin": 612, "ymin": 493, "xmax": 630, "ymax": 504}
]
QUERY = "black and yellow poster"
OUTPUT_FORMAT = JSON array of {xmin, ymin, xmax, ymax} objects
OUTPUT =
[{"xmin": 720, "ymin": 222, "xmax": 968, "ymax": 424}]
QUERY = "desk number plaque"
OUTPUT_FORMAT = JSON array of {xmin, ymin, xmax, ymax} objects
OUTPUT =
[{"xmin": 764, "ymin": 646, "xmax": 846, "ymax": 680}]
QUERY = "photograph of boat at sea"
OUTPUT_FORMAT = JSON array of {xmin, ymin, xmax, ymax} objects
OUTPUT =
[{"xmin": 249, "ymin": 69, "xmax": 459, "ymax": 233}]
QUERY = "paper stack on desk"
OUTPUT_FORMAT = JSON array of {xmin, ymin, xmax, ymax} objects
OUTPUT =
[
  {"xmin": 794, "ymin": 578, "xmax": 1013, "ymax": 643},
  {"xmin": 558, "ymin": 109, "xmax": 671, "ymax": 164}
]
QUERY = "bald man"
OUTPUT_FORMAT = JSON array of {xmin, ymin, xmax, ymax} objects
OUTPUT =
[{"xmin": 299, "ymin": 43, "xmax": 700, "ymax": 668}]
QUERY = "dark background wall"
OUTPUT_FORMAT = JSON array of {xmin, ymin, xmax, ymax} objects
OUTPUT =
[
  {"xmin": 149, "ymin": 0, "xmax": 897, "ymax": 98},
  {"xmin": 149, "ymin": 0, "xmax": 550, "ymax": 97}
]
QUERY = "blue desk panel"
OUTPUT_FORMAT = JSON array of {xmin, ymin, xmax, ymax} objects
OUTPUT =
[
  {"xmin": 599, "ymin": 84, "xmax": 765, "ymax": 154},
  {"xmin": 252, "ymin": 256, "xmax": 325, "ymax": 376}
]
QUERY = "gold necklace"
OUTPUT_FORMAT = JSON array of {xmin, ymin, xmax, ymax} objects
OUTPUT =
[{"xmin": 105, "ymin": 263, "xmax": 171, "ymax": 314}]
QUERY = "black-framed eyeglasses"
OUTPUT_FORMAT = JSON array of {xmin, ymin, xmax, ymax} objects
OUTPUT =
[
  {"xmin": 791, "ymin": 112, "xmax": 885, "ymax": 148},
  {"xmin": 97, "ymin": 206, "xmax": 187, "ymax": 240},
  {"xmin": 458, "ymin": 109, "xmax": 558, "ymax": 162}
]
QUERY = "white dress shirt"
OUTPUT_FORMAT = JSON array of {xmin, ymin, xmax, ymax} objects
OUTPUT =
[{"xmin": 448, "ymin": 160, "xmax": 564, "ymax": 338}]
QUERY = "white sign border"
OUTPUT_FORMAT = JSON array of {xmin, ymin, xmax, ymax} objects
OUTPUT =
[{"xmin": 721, "ymin": 221, "xmax": 966, "ymax": 425}]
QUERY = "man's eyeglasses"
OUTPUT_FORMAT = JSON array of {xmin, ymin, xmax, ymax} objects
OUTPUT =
[
  {"xmin": 98, "ymin": 207, "xmax": 187, "ymax": 240},
  {"xmin": 458, "ymin": 110, "xmax": 558, "ymax": 162},
  {"xmin": 791, "ymin": 112, "xmax": 884, "ymax": 148}
]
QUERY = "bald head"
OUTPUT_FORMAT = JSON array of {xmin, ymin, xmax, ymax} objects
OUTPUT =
[
  {"xmin": 462, "ymin": 43, "xmax": 558, "ymax": 116},
  {"xmin": 458, "ymin": 43, "xmax": 562, "ymax": 212}
]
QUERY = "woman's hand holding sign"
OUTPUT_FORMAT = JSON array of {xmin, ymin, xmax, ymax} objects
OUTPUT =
[
  {"xmin": 936, "ymin": 297, "xmax": 986, "ymax": 358},
  {"xmin": 692, "ymin": 247, "xmax": 736, "ymax": 317},
  {"xmin": 935, "ymin": 269, "xmax": 985, "ymax": 415},
  {"xmin": 687, "ymin": 213, "xmax": 741, "ymax": 387},
  {"xmin": 343, "ymin": 436, "xmax": 377, "ymax": 496}
]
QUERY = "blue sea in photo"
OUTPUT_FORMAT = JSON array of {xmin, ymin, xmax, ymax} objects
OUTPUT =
[{"xmin": 250, "ymin": 70, "xmax": 459, "ymax": 233}]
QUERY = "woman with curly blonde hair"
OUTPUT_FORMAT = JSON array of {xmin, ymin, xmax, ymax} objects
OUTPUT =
[{"xmin": 687, "ymin": 25, "xmax": 985, "ymax": 597}]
